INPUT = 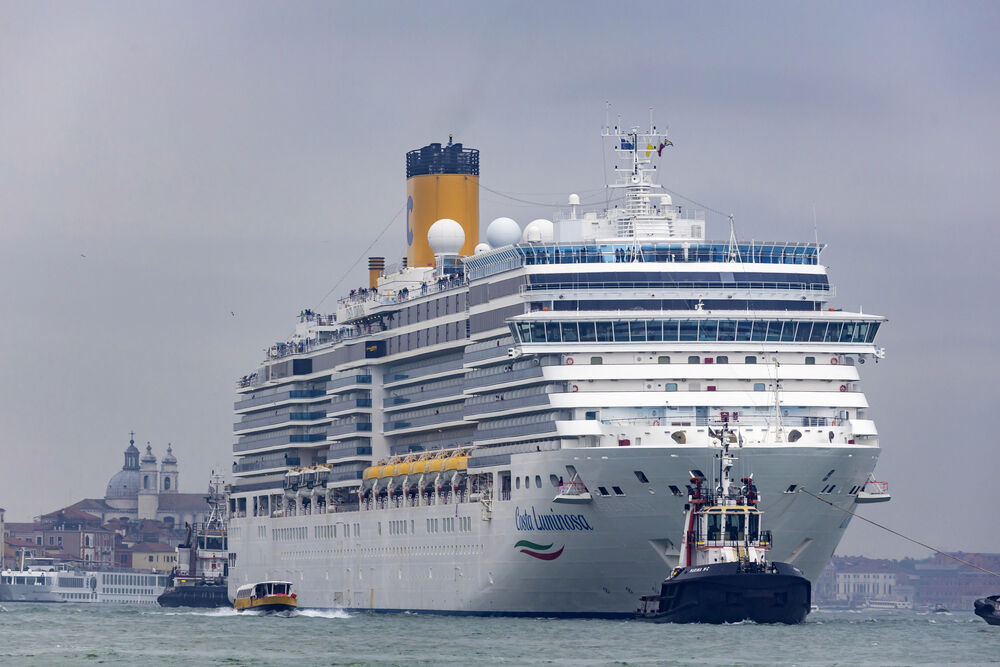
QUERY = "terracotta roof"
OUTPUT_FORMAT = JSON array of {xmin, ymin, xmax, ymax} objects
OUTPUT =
[
  {"xmin": 3, "ymin": 522, "xmax": 38, "ymax": 532},
  {"xmin": 71, "ymin": 498, "xmax": 112, "ymax": 511},
  {"xmin": 41, "ymin": 506, "xmax": 102, "ymax": 522},
  {"xmin": 4, "ymin": 537, "xmax": 38, "ymax": 547}
]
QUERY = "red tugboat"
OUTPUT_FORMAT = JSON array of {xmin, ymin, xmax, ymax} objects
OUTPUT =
[{"xmin": 636, "ymin": 425, "xmax": 811, "ymax": 624}]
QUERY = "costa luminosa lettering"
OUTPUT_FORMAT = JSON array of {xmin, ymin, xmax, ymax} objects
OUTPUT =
[{"xmin": 515, "ymin": 506, "xmax": 594, "ymax": 531}]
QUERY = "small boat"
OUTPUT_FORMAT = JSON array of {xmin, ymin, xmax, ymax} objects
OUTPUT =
[
  {"xmin": 635, "ymin": 424, "xmax": 811, "ymax": 624},
  {"xmin": 932, "ymin": 603, "xmax": 949, "ymax": 613},
  {"xmin": 974, "ymin": 596, "xmax": 1000, "ymax": 625},
  {"xmin": 233, "ymin": 581, "xmax": 297, "ymax": 614}
]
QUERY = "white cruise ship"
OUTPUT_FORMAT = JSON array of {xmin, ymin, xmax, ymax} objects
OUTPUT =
[
  {"xmin": 227, "ymin": 122, "xmax": 889, "ymax": 617},
  {"xmin": 0, "ymin": 558, "xmax": 167, "ymax": 604}
]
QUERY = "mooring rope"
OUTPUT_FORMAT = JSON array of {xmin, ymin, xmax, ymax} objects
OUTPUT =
[{"xmin": 798, "ymin": 488, "xmax": 1000, "ymax": 579}]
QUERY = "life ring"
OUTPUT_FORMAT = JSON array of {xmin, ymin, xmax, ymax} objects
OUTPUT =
[
  {"xmin": 566, "ymin": 356, "xmax": 574, "ymax": 365},
  {"xmin": 830, "ymin": 357, "xmax": 839, "ymax": 365},
  {"xmin": 571, "ymin": 384, "xmax": 579, "ymax": 393},
  {"xmin": 653, "ymin": 419, "xmax": 660, "ymax": 426},
  {"xmin": 839, "ymin": 384, "xmax": 847, "ymax": 392}
]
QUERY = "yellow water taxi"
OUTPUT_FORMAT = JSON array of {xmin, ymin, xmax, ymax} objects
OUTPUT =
[{"xmin": 233, "ymin": 581, "xmax": 297, "ymax": 614}]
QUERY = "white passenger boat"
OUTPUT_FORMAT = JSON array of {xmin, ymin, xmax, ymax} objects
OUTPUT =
[{"xmin": 0, "ymin": 556, "xmax": 166, "ymax": 604}]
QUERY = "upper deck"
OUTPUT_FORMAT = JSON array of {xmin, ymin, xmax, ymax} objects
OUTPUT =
[{"xmin": 466, "ymin": 241, "xmax": 821, "ymax": 281}]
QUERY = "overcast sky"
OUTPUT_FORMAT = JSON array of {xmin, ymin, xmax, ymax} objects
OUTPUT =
[{"xmin": 1, "ymin": 1, "xmax": 997, "ymax": 559}]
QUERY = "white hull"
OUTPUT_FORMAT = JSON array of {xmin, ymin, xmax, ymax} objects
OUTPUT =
[
  {"xmin": 0, "ymin": 569, "xmax": 167, "ymax": 604},
  {"xmin": 230, "ymin": 443, "xmax": 875, "ymax": 616}
]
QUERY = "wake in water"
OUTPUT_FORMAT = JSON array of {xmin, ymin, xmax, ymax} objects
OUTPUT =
[
  {"xmin": 144, "ymin": 606, "xmax": 351, "ymax": 619},
  {"xmin": 295, "ymin": 608, "xmax": 351, "ymax": 619},
  {"xmin": 149, "ymin": 607, "xmax": 240, "ymax": 617}
]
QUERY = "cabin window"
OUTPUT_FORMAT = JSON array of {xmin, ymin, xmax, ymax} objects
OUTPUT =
[
  {"xmin": 550, "ymin": 474, "xmax": 560, "ymax": 487},
  {"xmin": 748, "ymin": 513, "xmax": 760, "ymax": 541},
  {"xmin": 726, "ymin": 513, "xmax": 745, "ymax": 541},
  {"xmin": 707, "ymin": 514, "xmax": 721, "ymax": 541},
  {"xmin": 612, "ymin": 486, "xmax": 625, "ymax": 496},
  {"xmin": 590, "ymin": 356, "xmax": 603, "ymax": 365},
  {"xmin": 669, "ymin": 485, "xmax": 682, "ymax": 496},
  {"xmin": 535, "ymin": 475, "xmax": 542, "ymax": 488},
  {"xmin": 515, "ymin": 477, "xmax": 521, "ymax": 490},
  {"xmin": 784, "ymin": 484, "xmax": 797, "ymax": 493},
  {"xmin": 805, "ymin": 356, "xmax": 815, "ymax": 365},
  {"xmin": 665, "ymin": 383, "xmax": 677, "ymax": 392},
  {"xmin": 716, "ymin": 356, "xmax": 728, "ymax": 364},
  {"xmin": 687, "ymin": 355, "xmax": 700, "ymax": 364},
  {"xmin": 597, "ymin": 486, "xmax": 610, "ymax": 496},
  {"xmin": 658, "ymin": 356, "xmax": 671, "ymax": 364},
  {"xmin": 753, "ymin": 383, "xmax": 765, "ymax": 391},
  {"xmin": 634, "ymin": 471, "xmax": 648, "ymax": 483},
  {"xmin": 745, "ymin": 356, "xmax": 757, "ymax": 364}
]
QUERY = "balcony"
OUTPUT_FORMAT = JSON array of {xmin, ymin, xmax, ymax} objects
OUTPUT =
[
  {"xmin": 326, "ymin": 374, "xmax": 373, "ymax": 393},
  {"xmin": 326, "ymin": 421, "xmax": 373, "ymax": 438},
  {"xmin": 464, "ymin": 365, "xmax": 545, "ymax": 391}
]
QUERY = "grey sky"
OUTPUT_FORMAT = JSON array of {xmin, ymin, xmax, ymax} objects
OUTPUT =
[{"xmin": 1, "ymin": 1, "xmax": 997, "ymax": 559}]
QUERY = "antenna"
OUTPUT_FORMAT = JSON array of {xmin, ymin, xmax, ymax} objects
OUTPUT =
[
  {"xmin": 812, "ymin": 205, "xmax": 819, "ymax": 247},
  {"xmin": 727, "ymin": 214, "xmax": 742, "ymax": 263}
]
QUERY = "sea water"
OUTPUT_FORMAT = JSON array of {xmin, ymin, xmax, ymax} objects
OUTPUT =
[{"xmin": 1, "ymin": 603, "xmax": 997, "ymax": 665}]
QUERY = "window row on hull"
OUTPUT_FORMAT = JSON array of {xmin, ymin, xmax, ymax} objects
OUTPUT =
[
  {"xmin": 511, "ymin": 319, "xmax": 881, "ymax": 345},
  {"xmin": 466, "ymin": 242, "xmax": 821, "ymax": 280}
]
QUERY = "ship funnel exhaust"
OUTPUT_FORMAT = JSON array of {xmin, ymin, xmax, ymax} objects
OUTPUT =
[
  {"xmin": 405, "ymin": 138, "xmax": 479, "ymax": 267},
  {"xmin": 368, "ymin": 256, "xmax": 385, "ymax": 288}
]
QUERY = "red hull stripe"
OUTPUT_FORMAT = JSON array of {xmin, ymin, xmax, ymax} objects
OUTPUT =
[{"xmin": 519, "ymin": 546, "xmax": 565, "ymax": 561}]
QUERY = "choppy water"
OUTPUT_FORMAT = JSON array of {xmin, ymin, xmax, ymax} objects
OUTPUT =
[{"xmin": 1, "ymin": 603, "xmax": 997, "ymax": 665}]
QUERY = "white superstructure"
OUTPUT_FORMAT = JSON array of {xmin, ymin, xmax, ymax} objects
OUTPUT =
[
  {"xmin": 0, "ymin": 558, "xmax": 167, "ymax": 604},
  {"xmin": 227, "ymin": 120, "xmax": 888, "ymax": 617}
]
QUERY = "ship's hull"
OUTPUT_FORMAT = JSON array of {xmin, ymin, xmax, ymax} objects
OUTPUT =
[
  {"xmin": 636, "ymin": 562, "xmax": 811, "ymax": 624},
  {"xmin": 0, "ymin": 583, "xmax": 64, "ymax": 603},
  {"xmin": 157, "ymin": 583, "xmax": 230, "ymax": 608},
  {"xmin": 229, "ymin": 443, "xmax": 874, "ymax": 616}
]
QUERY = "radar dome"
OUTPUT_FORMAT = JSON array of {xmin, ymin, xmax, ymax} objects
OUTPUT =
[
  {"xmin": 486, "ymin": 217, "xmax": 521, "ymax": 247},
  {"xmin": 568, "ymin": 193, "xmax": 580, "ymax": 205},
  {"xmin": 660, "ymin": 194, "xmax": 673, "ymax": 206},
  {"xmin": 427, "ymin": 218, "xmax": 466, "ymax": 255},
  {"xmin": 474, "ymin": 242, "xmax": 491, "ymax": 255},
  {"xmin": 522, "ymin": 219, "xmax": 554, "ymax": 243}
]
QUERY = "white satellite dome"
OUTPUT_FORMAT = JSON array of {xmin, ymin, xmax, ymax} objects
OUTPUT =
[
  {"xmin": 525, "ymin": 226, "xmax": 542, "ymax": 243},
  {"xmin": 474, "ymin": 242, "xmax": 491, "ymax": 255},
  {"xmin": 568, "ymin": 193, "xmax": 580, "ymax": 205},
  {"xmin": 486, "ymin": 217, "xmax": 521, "ymax": 247},
  {"xmin": 427, "ymin": 218, "xmax": 466, "ymax": 255},
  {"xmin": 522, "ymin": 218, "xmax": 554, "ymax": 243},
  {"xmin": 660, "ymin": 194, "xmax": 673, "ymax": 206}
]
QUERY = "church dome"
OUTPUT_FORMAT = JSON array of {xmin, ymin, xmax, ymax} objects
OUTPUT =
[
  {"xmin": 107, "ymin": 434, "xmax": 142, "ymax": 498},
  {"xmin": 106, "ymin": 468, "xmax": 140, "ymax": 499}
]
